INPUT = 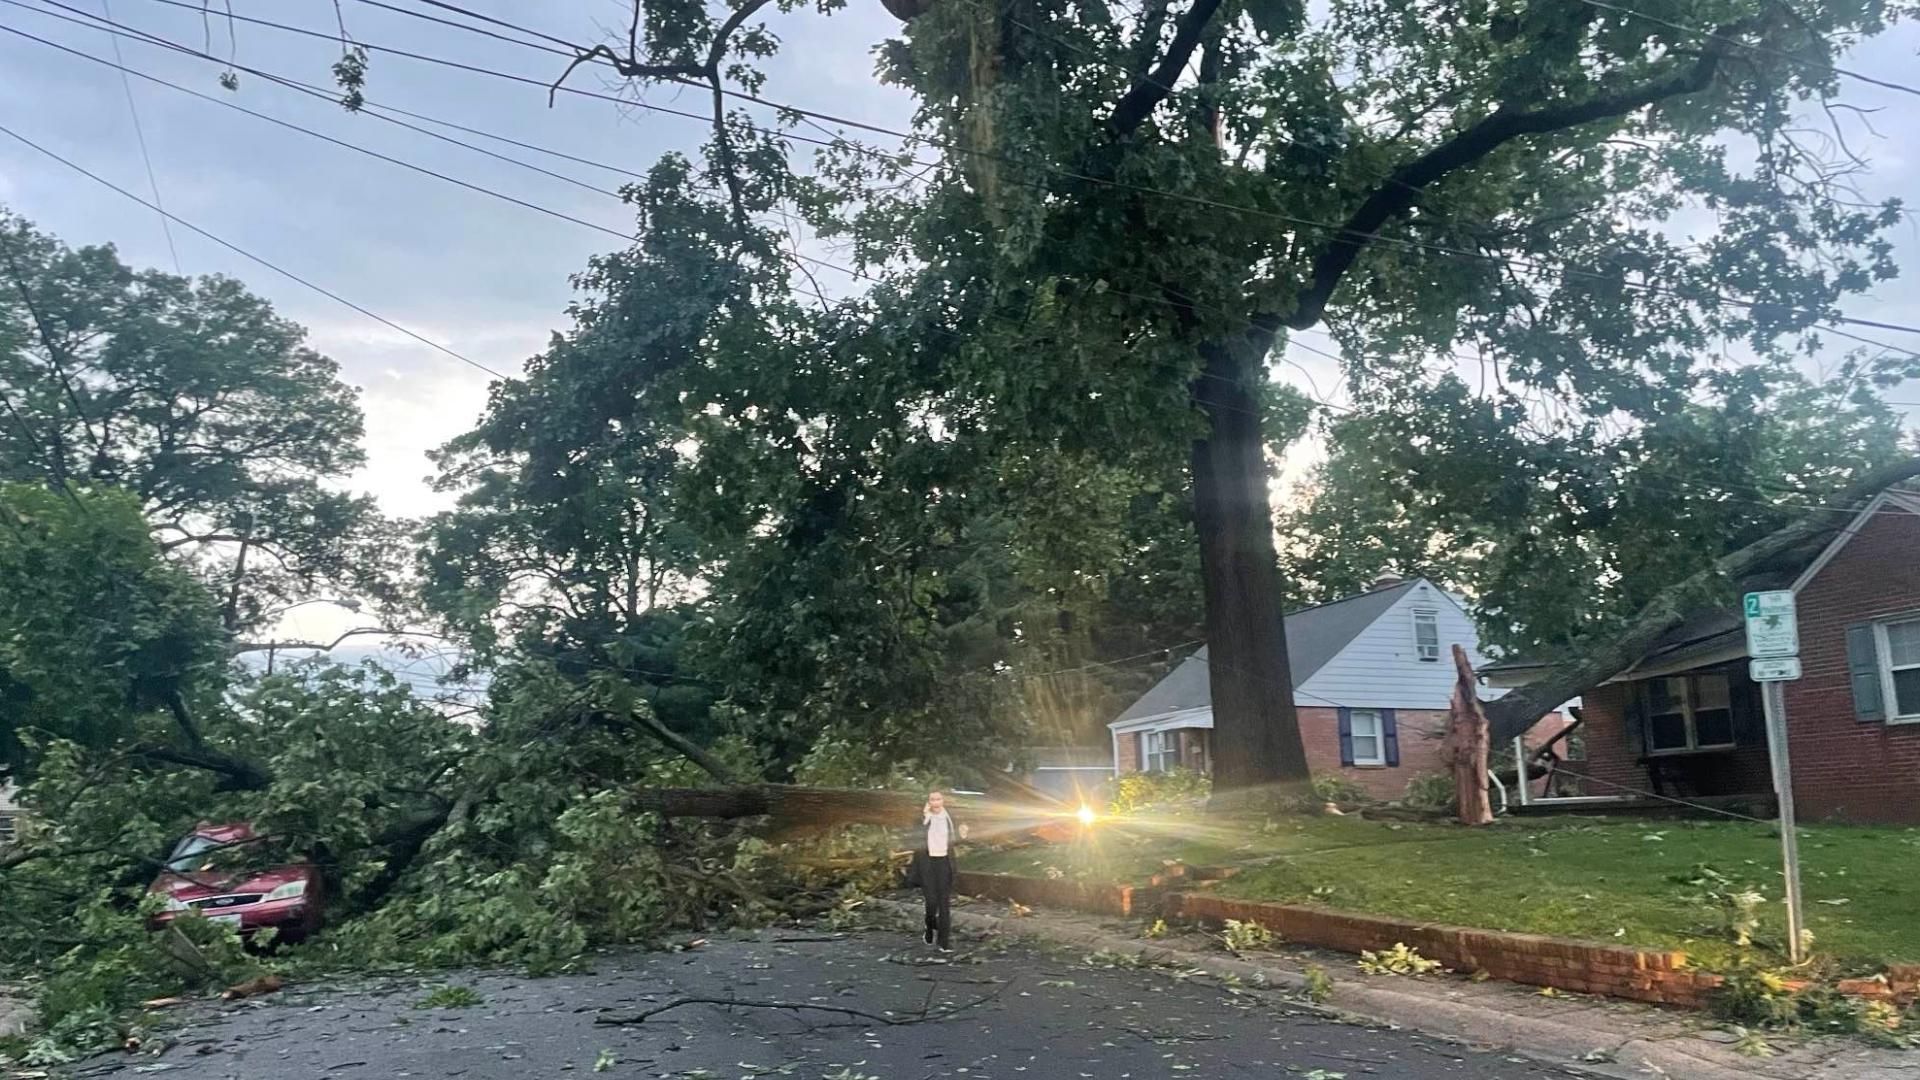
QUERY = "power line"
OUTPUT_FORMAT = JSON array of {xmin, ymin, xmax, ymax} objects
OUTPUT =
[
  {"xmin": 105, "ymin": 0, "xmax": 1920, "ymax": 345},
  {"xmin": 98, "ymin": 0, "xmax": 180, "ymax": 272},
  {"xmin": 4, "ymin": 15, "xmax": 1303, "ymax": 423},
  {"xmin": 17, "ymin": 3, "xmax": 1912, "ymax": 434},
  {"xmin": 32, "ymin": 9, "xmax": 1909, "ymax": 440},
  {"xmin": 0, "ymin": 121, "xmax": 508, "ymax": 380},
  {"xmin": 1579, "ymin": 0, "xmax": 1920, "ymax": 101}
]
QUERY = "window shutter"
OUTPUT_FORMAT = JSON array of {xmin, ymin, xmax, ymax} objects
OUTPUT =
[
  {"xmin": 1731, "ymin": 677, "xmax": 1766, "ymax": 745},
  {"xmin": 1382, "ymin": 708, "xmax": 1401, "ymax": 766},
  {"xmin": 1624, "ymin": 685, "xmax": 1648, "ymax": 757},
  {"xmin": 1846, "ymin": 623, "xmax": 1885, "ymax": 723},
  {"xmin": 1337, "ymin": 708, "xmax": 1354, "ymax": 766}
]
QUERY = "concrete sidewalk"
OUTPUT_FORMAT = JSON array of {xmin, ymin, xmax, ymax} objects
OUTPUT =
[{"xmin": 872, "ymin": 896, "xmax": 1918, "ymax": 1080}]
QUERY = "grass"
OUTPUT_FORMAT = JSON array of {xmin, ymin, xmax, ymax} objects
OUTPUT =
[{"xmin": 964, "ymin": 813, "xmax": 1920, "ymax": 970}]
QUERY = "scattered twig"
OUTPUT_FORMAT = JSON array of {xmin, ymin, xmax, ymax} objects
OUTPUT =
[
  {"xmin": 1313, "ymin": 1049, "xmax": 1392, "ymax": 1064},
  {"xmin": 594, "ymin": 982, "xmax": 1009, "ymax": 1028}
]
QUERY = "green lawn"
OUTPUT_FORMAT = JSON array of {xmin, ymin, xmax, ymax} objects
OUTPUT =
[{"xmin": 963, "ymin": 813, "xmax": 1920, "ymax": 971}]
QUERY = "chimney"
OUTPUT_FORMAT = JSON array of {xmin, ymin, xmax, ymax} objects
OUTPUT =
[{"xmin": 1370, "ymin": 571, "xmax": 1405, "ymax": 590}]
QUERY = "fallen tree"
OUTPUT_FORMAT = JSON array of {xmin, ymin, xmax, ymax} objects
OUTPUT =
[{"xmin": 1484, "ymin": 456, "xmax": 1920, "ymax": 743}]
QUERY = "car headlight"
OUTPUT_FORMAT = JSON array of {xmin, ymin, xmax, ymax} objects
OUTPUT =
[
  {"xmin": 265, "ymin": 880, "xmax": 307, "ymax": 902},
  {"xmin": 164, "ymin": 896, "xmax": 191, "ymax": 912}
]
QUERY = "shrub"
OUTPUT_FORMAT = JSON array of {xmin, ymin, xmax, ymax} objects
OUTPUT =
[
  {"xmin": 1311, "ymin": 773, "xmax": 1368, "ymax": 805},
  {"xmin": 1108, "ymin": 768, "xmax": 1210, "ymax": 814},
  {"xmin": 1401, "ymin": 772, "xmax": 1455, "ymax": 810}
]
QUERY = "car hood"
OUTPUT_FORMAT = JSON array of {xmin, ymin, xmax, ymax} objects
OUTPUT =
[{"xmin": 151, "ymin": 864, "xmax": 309, "ymax": 900}]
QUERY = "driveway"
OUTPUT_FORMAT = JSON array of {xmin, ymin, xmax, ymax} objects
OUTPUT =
[{"xmin": 67, "ymin": 927, "xmax": 1590, "ymax": 1080}]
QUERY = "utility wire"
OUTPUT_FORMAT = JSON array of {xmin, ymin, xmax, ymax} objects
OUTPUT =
[
  {"xmin": 2, "ymin": 16, "xmax": 1305, "ymax": 422},
  {"xmin": 99, "ymin": 0, "xmax": 180, "ymax": 271},
  {"xmin": 1579, "ymin": 0, "xmax": 1920, "ymax": 100},
  {"xmin": 0, "ymin": 121, "xmax": 507, "ymax": 380},
  {"xmin": 22, "ymin": 10, "xmax": 1903, "ymax": 451},
  {"xmin": 105, "ymin": 0, "xmax": 1920, "ymax": 345},
  {"xmin": 12, "ymin": 6, "xmax": 1906, "ymax": 444}
]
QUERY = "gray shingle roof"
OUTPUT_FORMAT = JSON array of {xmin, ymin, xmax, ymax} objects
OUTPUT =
[{"xmin": 1110, "ymin": 580, "xmax": 1420, "ymax": 725}]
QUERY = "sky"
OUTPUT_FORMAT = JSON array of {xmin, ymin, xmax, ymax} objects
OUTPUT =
[{"xmin": 2, "ymin": 0, "xmax": 1918, "ymax": 651}]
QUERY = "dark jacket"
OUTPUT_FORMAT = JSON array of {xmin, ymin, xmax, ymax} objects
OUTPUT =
[{"xmin": 905, "ymin": 812, "xmax": 960, "ymax": 887}]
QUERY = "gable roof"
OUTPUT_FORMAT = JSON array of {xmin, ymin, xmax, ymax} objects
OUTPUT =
[{"xmin": 1110, "ymin": 579, "xmax": 1420, "ymax": 726}]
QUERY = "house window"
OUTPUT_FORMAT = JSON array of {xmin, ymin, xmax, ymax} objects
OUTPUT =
[
  {"xmin": 1143, "ymin": 731, "xmax": 1181, "ymax": 772},
  {"xmin": 1348, "ymin": 709, "xmax": 1385, "ymax": 765},
  {"xmin": 1412, "ymin": 610, "xmax": 1440, "ymax": 662},
  {"xmin": 0, "ymin": 813, "xmax": 14, "ymax": 848},
  {"xmin": 1644, "ymin": 674, "xmax": 1735, "ymax": 754},
  {"xmin": 1883, "ymin": 618, "xmax": 1920, "ymax": 720}
]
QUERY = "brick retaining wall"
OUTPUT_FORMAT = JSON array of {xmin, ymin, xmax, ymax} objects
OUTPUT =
[{"xmin": 1173, "ymin": 893, "xmax": 1723, "ymax": 1007}]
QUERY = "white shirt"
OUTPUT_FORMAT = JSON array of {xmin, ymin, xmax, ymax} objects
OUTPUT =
[{"xmin": 925, "ymin": 810, "xmax": 952, "ymax": 857}]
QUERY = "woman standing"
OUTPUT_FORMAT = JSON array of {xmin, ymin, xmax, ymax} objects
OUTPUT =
[{"xmin": 916, "ymin": 790, "xmax": 964, "ymax": 951}]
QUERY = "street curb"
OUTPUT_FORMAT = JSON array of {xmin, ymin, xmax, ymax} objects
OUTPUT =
[{"xmin": 869, "ymin": 899, "xmax": 1905, "ymax": 1080}]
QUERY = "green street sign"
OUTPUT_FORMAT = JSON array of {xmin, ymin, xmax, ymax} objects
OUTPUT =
[{"xmin": 1743, "ymin": 590, "xmax": 1799, "ymax": 659}]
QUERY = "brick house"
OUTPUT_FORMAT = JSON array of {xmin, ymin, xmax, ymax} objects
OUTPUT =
[
  {"xmin": 1106, "ymin": 577, "xmax": 1537, "ymax": 800},
  {"xmin": 1484, "ymin": 487, "xmax": 1920, "ymax": 824}
]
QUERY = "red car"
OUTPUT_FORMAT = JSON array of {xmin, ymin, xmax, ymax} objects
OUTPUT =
[{"xmin": 148, "ymin": 823, "xmax": 324, "ymax": 941}]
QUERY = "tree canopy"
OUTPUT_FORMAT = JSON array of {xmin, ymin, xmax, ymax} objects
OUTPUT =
[{"xmin": 0, "ymin": 212, "xmax": 400, "ymax": 638}]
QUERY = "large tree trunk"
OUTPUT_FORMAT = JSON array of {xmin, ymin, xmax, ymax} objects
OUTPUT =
[
  {"xmin": 630, "ymin": 784, "xmax": 1059, "ymax": 831},
  {"xmin": 1188, "ymin": 326, "xmax": 1313, "ymax": 802}
]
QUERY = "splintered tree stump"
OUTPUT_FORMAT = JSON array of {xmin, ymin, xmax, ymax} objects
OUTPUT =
[{"xmin": 1446, "ymin": 644, "xmax": 1494, "ymax": 826}]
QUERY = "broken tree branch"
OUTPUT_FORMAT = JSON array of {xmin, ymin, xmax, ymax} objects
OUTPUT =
[
  {"xmin": 625, "ymin": 710, "xmax": 741, "ymax": 784},
  {"xmin": 132, "ymin": 741, "xmax": 274, "ymax": 792}
]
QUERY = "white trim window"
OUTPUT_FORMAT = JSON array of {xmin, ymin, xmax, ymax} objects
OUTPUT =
[
  {"xmin": 1348, "ymin": 709, "xmax": 1385, "ymax": 765},
  {"xmin": 1643, "ymin": 674, "xmax": 1735, "ymax": 754},
  {"xmin": 0, "ymin": 813, "xmax": 15, "ymax": 848},
  {"xmin": 1881, "ymin": 617, "xmax": 1920, "ymax": 721},
  {"xmin": 1142, "ymin": 730, "xmax": 1181, "ymax": 772},
  {"xmin": 1412, "ymin": 609, "xmax": 1440, "ymax": 662}
]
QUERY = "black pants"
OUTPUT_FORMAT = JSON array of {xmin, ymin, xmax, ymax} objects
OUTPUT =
[{"xmin": 922, "ymin": 854, "xmax": 953, "ymax": 948}]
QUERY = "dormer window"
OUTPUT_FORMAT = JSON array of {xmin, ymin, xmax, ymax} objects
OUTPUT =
[{"xmin": 1413, "ymin": 609, "xmax": 1440, "ymax": 661}]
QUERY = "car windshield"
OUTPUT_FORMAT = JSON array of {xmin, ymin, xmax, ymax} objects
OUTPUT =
[{"xmin": 166, "ymin": 835, "xmax": 225, "ymax": 873}]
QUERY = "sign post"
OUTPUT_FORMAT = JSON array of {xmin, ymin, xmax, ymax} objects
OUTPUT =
[{"xmin": 1744, "ymin": 590, "xmax": 1806, "ymax": 963}]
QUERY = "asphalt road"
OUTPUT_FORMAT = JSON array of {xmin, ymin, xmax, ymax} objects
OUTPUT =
[{"xmin": 75, "ymin": 928, "xmax": 1603, "ymax": 1080}]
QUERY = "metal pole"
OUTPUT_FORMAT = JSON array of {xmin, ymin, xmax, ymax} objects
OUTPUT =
[
  {"xmin": 1762, "ymin": 679, "xmax": 1806, "ymax": 963},
  {"xmin": 1513, "ymin": 735, "xmax": 1531, "ymax": 807}
]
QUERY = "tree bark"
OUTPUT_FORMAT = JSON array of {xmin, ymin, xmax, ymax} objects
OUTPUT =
[
  {"xmin": 1483, "ymin": 455, "xmax": 1920, "ymax": 743},
  {"xmin": 628, "ymin": 784, "xmax": 1053, "ymax": 829},
  {"xmin": 1446, "ymin": 645, "xmax": 1492, "ymax": 825},
  {"xmin": 1188, "ymin": 325, "xmax": 1313, "ymax": 801}
]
